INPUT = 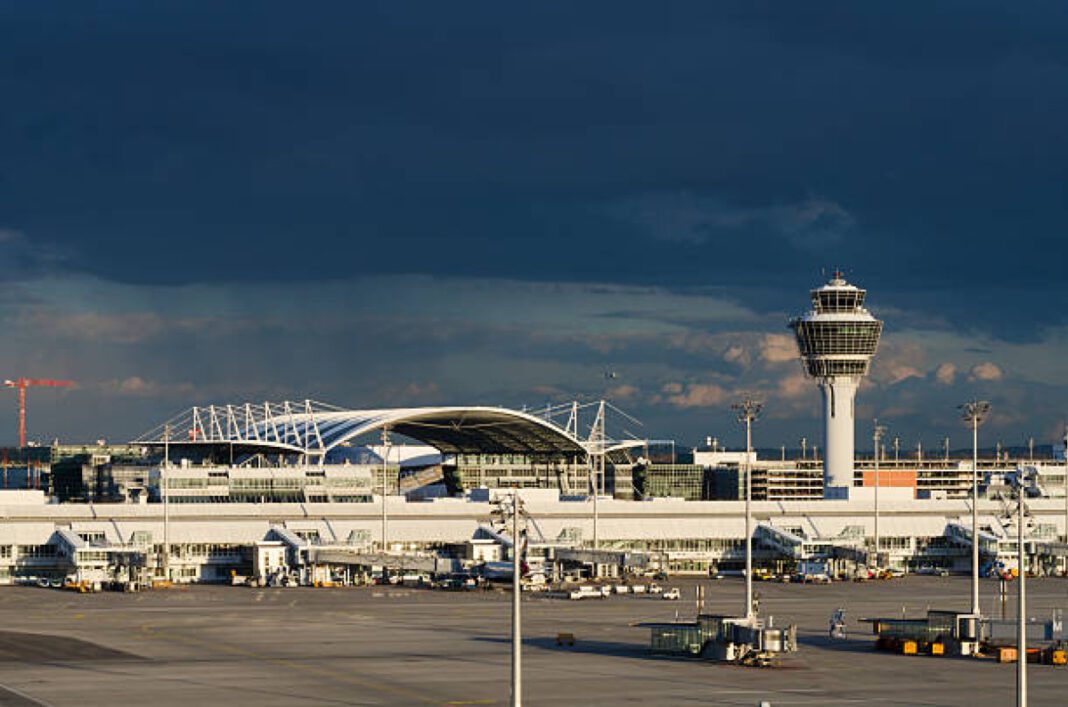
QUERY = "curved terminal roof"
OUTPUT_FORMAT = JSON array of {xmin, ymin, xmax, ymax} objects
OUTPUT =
[{"xmin": 135, "ymin": 401, "xmax": 591, "ymax": 458}]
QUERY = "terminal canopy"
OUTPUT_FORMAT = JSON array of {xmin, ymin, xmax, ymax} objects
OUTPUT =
[{"xmin": 135, "ymin": 401, "xmax": 591, "ymax": 460}]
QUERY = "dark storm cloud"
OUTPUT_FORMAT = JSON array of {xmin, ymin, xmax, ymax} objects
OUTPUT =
[
  {"xmin": 1, "ymin": 2, "xmax": 1066, "ymax": 328},
  {"xmin": 0, "ymin": 2, "xmax": 1066, "ymax": 445}
]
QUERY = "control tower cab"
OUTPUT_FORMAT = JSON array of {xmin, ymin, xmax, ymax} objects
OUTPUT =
[{"xmin": 790, "ymin": 273, "xmax": 883, "ymax": 498}]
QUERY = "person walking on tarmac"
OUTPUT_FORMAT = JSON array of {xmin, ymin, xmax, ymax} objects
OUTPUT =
[{"xmin": 829, "ymin": 608, "xmax": 847, "ymax": 640}]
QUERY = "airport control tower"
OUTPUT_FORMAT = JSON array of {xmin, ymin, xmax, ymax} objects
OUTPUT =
[{"xmin": 791, "ymin": 273, "xmax": 883, "ymax": 498}]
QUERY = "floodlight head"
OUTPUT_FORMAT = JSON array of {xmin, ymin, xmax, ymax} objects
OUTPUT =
[
  {"xmin": 958, "ymin": 400, "xmax": 991, "ymax": 425},
  {"xmin": 732, "ymin": 399, "xmax": 763, "ymax": 423}
]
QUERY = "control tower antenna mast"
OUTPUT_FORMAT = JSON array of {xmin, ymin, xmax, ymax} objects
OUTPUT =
[{"xmin": 791, "ymin": 272, "xmax": 883, "ymax": 498}]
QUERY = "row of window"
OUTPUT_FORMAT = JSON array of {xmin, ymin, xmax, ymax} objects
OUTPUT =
[
  {"xmin": 456, "ymin": 454, "xmax": 577, "ymax": 465},
  {"xmin": 149, "ymin": 543, "xmax": 244, "ymax": 559},
  {"xmin": 15, "ymin": 545, "xmax": 57, "ymax": 558},
  {"xmin": 803, "ymin": 360, "xmax": 871, "ymax": 377},
  {"xmin": 458, "ymin": 468, "xmax": 578, "ymax": 477},
  {"xmin": 165, "ymin": 494, "xmax": 374, "ymax": 503},
  {"xmin": 604, "ymin": 538, "xmax": 746, "ymax": 552},
  {"xmin": 811, "ymin": 290, "xmax": 867, "ymax": 313}
]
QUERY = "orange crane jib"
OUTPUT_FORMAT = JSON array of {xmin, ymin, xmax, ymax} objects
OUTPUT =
[{"xmin": 3, "ymin": 378, "xmax": 75, "ymax": 448}]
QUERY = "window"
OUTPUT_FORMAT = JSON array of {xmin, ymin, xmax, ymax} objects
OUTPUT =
[
  {"xmin": 18, "ymin": 545, "xmax": 57, "ymax": 558},
  {"xmin": 347, "ymin": 530, "xmax": 371, "ymax": 545}
]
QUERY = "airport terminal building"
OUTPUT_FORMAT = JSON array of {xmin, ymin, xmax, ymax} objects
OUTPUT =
[
  {"xmin": 2, "ymin": 487, "xmax": 1068, "ymax": 587},
  {"xmin": 3, "ymin": 400, "xmax": 1068, "ymax": 587}
]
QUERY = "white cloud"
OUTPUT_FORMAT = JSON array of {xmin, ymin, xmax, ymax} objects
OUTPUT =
[
  {"xmin": 969, "ymin": 362, "xmax": 1003, "ymax": 382},
  {"xmin": 885, "ymin": 365, "xmax": 924, "ymax": 385},
  {"xmin": 606, "ymin": 383, "xmax": 639, "ymax": 401},
  {"xmin": 759, "ymin": 333, "xmax": 798, "ymax": 363},
  {"xmin": 722, "ymin": 344, "xmax": 750, "ymax": 366},
  {"xmin": 656, "ymin": 381, "xmax": 730, "ymax": 409},
  {"xmin": 777, "ymin": 372, "xmax": 810, "ymax": 399},
  {"xmin": 934, "ymin": 362, "xmax": 956, "ymax": 385},
  {"xmin": 98, "ymin": 377, "xmax": 196, "ymax": 398}
]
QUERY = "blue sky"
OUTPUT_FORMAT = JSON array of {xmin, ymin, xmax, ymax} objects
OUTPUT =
[{"xmin": 1, "ymin": 2, "xmax": 1065, "ymax": 450}]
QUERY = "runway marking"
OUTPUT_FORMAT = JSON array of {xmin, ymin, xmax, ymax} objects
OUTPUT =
[{"xmin": 138, "ymin": 622, "xmax": 445, "ymax": 704}]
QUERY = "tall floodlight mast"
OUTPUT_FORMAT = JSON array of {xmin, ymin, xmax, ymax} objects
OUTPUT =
[
  {"xmin": 872, "ymin": 420, "xmax": 887, "ymax": 569},
  {"xmin": 380, "ymin": 426, "xmax": 392, "ymax": 554},
  {"xmin": 588, "ymin": 400, "xmax": 607, "ymax": 557},
  {"xmin": 491, "ymin": 491, "xmax": 527, "ymax": 707},
  {"xmin": 732, "ymin": 398, "xmax": 762, "ymax": 619},
  {"xmin": 1063, "ymin": 424, "xmax": 1068, "ymax": 571},
  {"xmin": 1009, "ymin": 468, "xmax": 1032, "ymax": 707},
  {"xmin": 791, "ymin": 272, "xmax": 883, "ymax": 498},
  {"xmin": 960, "ymin": 400, "xmax": 991, "ymax": 617}
]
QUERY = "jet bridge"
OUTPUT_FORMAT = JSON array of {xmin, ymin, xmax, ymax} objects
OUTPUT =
[
  {"xmin": 50, "ymin": 528, "xmax": 144, "ymax": 585},
  {"xmin": 945, "ymin": 521, "xmax": 1000, "ymax": 555},
  {"xmin": 754, "ymin": 523, "xmax": 806, "ymax": 560},
  {"xmin": 265, "ymin": 525, "xmax": 441, "ymax": 580}
]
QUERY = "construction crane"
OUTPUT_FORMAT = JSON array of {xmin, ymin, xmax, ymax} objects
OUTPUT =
[{"xmin": 3, "ymin": 378, "xmax": 74, "ymax": 448}]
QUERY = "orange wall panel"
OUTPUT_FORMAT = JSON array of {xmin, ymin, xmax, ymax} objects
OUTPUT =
[{"xmin": 860, "ymin": 470, "xmax": 917, "ymax": 488}]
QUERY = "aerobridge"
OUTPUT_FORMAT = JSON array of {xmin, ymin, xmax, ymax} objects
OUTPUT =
[
  {"xmin": 754, "ymin": 523, "xmax": 806, "ymax": 559},
  {"xmin": 265, "ymin": 526, "xmax": 442, "ymax": 573},
  {"xmin": 551, "ymin": 547, "xmax": 654, "ymax": 569},
  {"xmin": 754, "ymin": 522, "xmax": 869, "ymax": 563},
  {"xmin": 945, "ymin": 521, "xmax": 1000, "ymax": 555}
]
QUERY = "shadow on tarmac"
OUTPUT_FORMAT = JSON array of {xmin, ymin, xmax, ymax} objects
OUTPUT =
[
  {"xmin": 799, "ymin": 632, "xmax": 879, "ymax": 654},
  {"xmin": 474, "ymin": 635, "xmax": 673, "ymax": 660},
  {"xmin": 0, "ymin": 630, "xmax": 147, "ymax": 664}
]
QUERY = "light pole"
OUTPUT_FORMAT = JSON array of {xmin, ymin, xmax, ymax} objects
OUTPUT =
[
  {"xmin": 511, "ymin": 491, "xmax": 523, "ymax": 707},
  {"xmin": 163, "ymin": 423, "xmax": 170, "ymax": 582},
  {"xmin": 589, "ymin": 400, "xmax": 606, "ymax": 557},
  {"xmin": 873, "ymin": 421, "xmax": 887, "ymax": 570},
  {"xmin": 1014, "ymin": 470, "xmax": 1029, "ymax": 707},
  {"xmin": 733, "ymin": 398, "xmax": 762, "ymax": 620},
  {"xmin": 960, "ymin": 400, "xmax": 991, "ymax": 617},
  {"xmin": 492, "ymin": 491, "xmax": 525, "ymax": 707},
  {"xmin": 1063, "ymin": 425, "xmax": 1068, "ymax": 573},
  {"xmin": 380, "ymin": 426, "xmax": 391, "ymax": 555}
]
